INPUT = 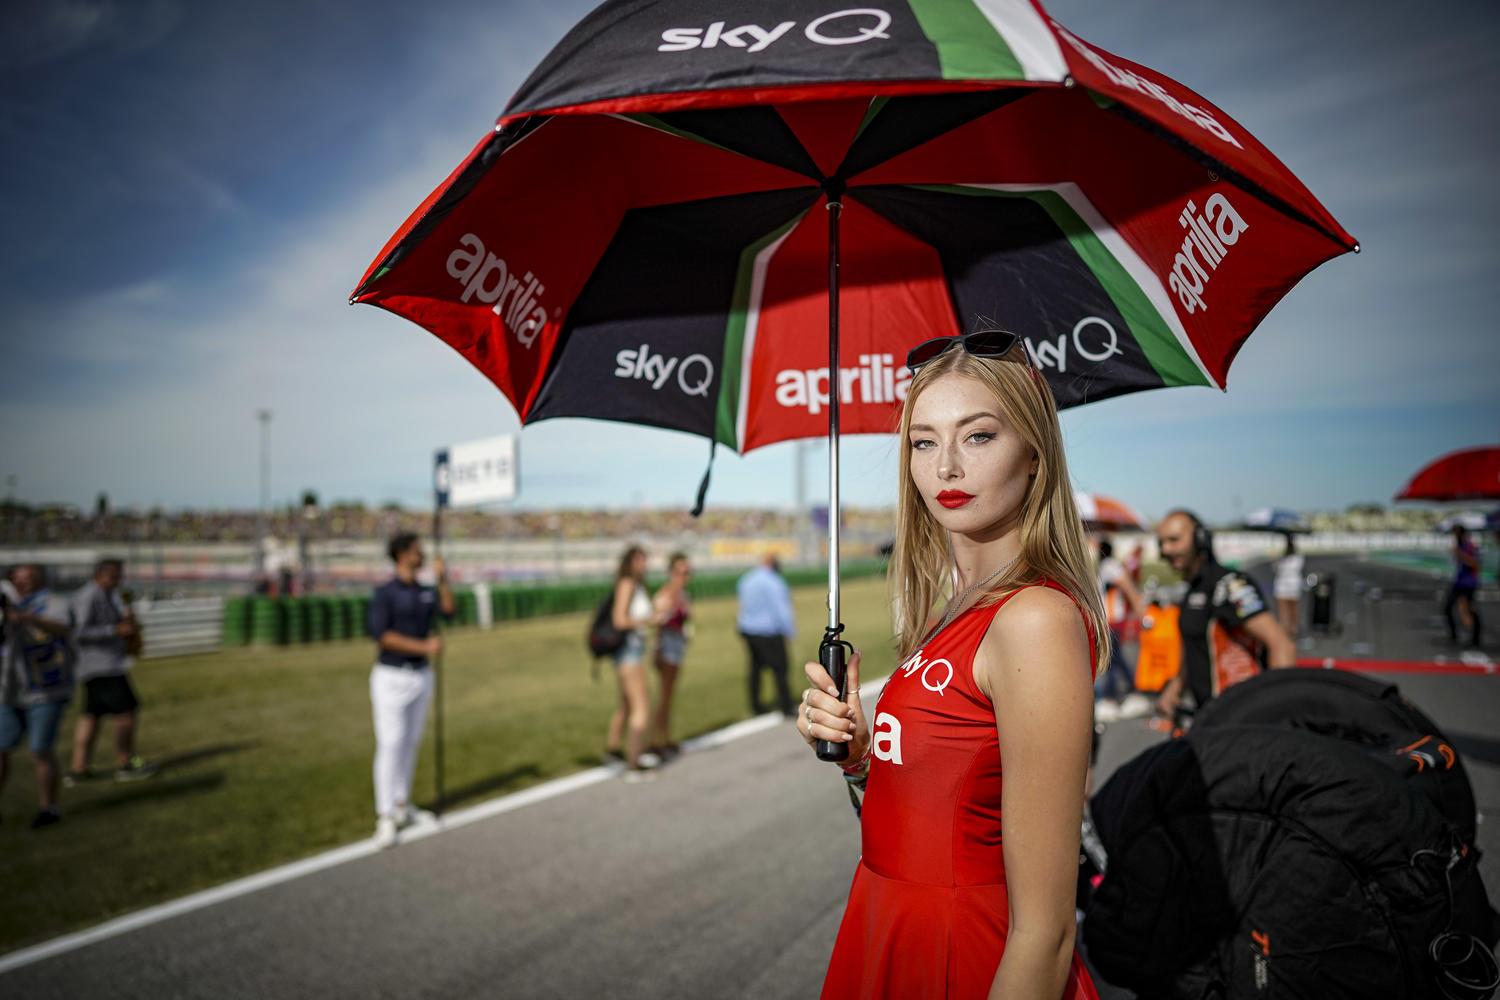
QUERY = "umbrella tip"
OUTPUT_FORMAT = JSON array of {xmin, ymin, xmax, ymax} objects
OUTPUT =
[
  {"xmin": 1063, "ymin": 74, "xmax": 1076, "ymax": 89},
  {"xmin": 1352, "ymin": 242, "xmax": 1361, "ymax": 254}
]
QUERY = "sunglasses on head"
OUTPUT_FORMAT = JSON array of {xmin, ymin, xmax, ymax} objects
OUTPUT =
[{"xmin": 905, "ymin": 328, "xmax": 1026, "ymax": 375}]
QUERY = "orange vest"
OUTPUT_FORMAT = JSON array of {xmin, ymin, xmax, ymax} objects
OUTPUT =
[{"xmin": 1134, "ymin": 603, "xmax": 1182, "ymax": 692}]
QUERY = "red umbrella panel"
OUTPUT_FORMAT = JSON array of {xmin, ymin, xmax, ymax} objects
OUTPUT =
[{"xmin": 1395, "ymin": 447, "xmax": 1500, "ymax": 503}]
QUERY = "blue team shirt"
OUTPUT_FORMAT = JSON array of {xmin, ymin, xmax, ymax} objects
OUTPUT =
[{"xmin": 369, "ymin": 578, "xmax": 447, "ymax": 667}]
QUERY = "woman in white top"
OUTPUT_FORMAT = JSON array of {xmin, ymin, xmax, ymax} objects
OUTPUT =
[
  {"xmin": 605, "ymin": 546, "xmax": 661, "ymax": 780},
  {"xmin": 1273, "ymin": 534, "xmax": 1305, "ymax": 638}
]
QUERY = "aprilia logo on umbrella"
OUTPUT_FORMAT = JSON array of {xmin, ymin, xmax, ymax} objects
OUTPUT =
[
  {"xmin": 614, "ymin": 345, "xmax": 715, "ymax": 397},
  {"xmin": 1053, "ymin": 24, "xmax": 1242, "ymax": 150},
  {"xmin": 1166, "ymin": 193, "xmax": 1250, "ymax": 315},
  {"xmin": 775, "ymin": 354, "xmax": 911, "ymax": 416},
  {"xmin": 658, "ymin": 8, "xmax": 892, "ymax": 53},
  {"xmin": 446, "ymin": 233, "xmax": 549, "ymax": 349}
]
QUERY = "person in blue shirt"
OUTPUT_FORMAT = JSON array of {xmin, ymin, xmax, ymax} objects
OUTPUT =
[
  {"xmin": 1445, "ymin": 524, "xmax": 1482, "ymax": 648},
  {"xmin": 367, "ymin": 532, "xmax": 454, "ymax": 848},
  {"xmin": 737, "ymin": 552, "xmax": 797, "ymax": 717}
]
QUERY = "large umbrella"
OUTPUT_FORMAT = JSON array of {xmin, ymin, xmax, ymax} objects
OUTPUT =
[
  {"xmin": 1395, "ymin": 446, "xmax": 1500, "ymax": 502},
  {"xmin": 352, "ymin": 0, "xmax": 1355, "ymax": 754},
  {"xmin": 1074, "ymin": 491, "xmax": 1147, "ymax": 533}
]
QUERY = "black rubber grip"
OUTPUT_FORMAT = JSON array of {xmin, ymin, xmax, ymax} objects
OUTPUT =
[{"xmin": 815, "ymin": 637, "xmax": 850, "ymax": 762}]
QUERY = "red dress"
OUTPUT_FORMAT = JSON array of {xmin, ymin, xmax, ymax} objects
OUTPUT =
[{"xmin": 821, "ymin": 583, "xmax": 1101, "ymax": 1000}]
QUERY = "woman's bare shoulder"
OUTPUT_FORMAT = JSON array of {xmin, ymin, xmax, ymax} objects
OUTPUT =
[{"xmin": 974, "ymin": 586, "xmax": 1089, "ymax": 695}]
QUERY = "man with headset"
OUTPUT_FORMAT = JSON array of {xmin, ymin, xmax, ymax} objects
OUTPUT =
[{"xmin": 1155, "ymin": 510, "xmax": 1297, "ymax": 719}]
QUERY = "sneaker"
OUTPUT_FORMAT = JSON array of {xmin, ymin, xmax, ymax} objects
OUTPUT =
[
  {"xmin": 30, "ymin": 809, "xmax": 62, "ymax": 830},
  {"xmin": 1118, "ymin": 693, "xmax": 1154, "ymax": 719},
  {"xmin": 1094, "ymin": 699, "xmax": 1121, "ymax": 724},
  {"xmin": 601, "ymin": 749, "xmax": 626, "ymax": 770},
  {"xmin": 622, "ymin": 767, "xmax": 657, "ymax": 784},
  {"xmin": 636, "ymin": 750, "xmax": 663, "ymax": 769},
  {"xmin": 63, "ymin": 769, "xmax": 96, "ymax": 787},
  {"xmin": 374, "ymin": 816, "xmax": 399, "ymax": 849},
  {"xmin": 398, "ymin": 805, "xmax": 438, "ymax": 829},
  {"xmin": 114, "ymin": 756, "xmax": 158, "ymax": 782}
]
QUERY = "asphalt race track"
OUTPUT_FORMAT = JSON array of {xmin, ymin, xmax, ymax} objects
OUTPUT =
[{"xmin": 3, "ymin": 556, "xmax": 1495, "ymax": 999}]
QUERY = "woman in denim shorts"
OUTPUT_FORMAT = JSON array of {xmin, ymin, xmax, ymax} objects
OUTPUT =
[
  {"xmin": 650, "ymin": 553, "xmax": 693, "ymax": 758},
  {"xmin": 604, "ymin": 546, "xmax": 661, "ymax": 780}
]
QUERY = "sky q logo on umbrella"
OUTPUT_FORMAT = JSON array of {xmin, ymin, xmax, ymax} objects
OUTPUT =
[
  {"xmin": 614, "ymin": 345, "xmax": 715, "ymax": 396},
  {"xmin": 658, "ymin": 8, "xmax": 893, "ymax": 53},
  {"xmin": 445, "ymin": 233, "xmax": 548, "ymax": 349},
  {"xmin": 1167, "ymin": 193, "xmax": 1250, "ymax": 315},
  {"xmin": 1023, "ymin": 316, "xmax": 1125, "ymax": 373}
]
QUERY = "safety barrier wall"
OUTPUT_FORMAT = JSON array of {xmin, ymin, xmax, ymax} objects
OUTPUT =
[{"xmin": 218, "ymin": 560, "xmax": 887, "ymax": 650}]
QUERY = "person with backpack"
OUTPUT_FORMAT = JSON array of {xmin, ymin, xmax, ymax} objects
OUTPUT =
[{"xmin": 601, "ymin": 546, "xmax": 662, "ymax": 782}]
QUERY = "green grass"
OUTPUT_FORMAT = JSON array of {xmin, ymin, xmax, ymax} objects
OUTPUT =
[{"xmin": 0, "ymin": 577, "xmax": 898, "ymax": 954}]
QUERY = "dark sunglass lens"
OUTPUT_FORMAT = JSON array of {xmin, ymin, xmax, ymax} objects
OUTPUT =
[
  {"xmin": 964, "ymin": 329, "xmax": 1021, "ymax": 357},
  {"xmin": 905, "ymin": 336, "xmax": 955, "ymax": 372}
]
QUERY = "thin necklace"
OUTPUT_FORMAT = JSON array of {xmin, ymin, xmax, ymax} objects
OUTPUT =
[{"xmin": 923, "ymin": 553, "xmax": 1021, "ymax": 647}]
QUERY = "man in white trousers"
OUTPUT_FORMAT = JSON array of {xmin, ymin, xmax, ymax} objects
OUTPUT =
[{"xmin": 367, "ymin": 532, "xmax": 454, "ymax": 848}]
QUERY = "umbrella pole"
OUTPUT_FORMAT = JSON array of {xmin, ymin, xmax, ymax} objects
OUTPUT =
[{"xmin": 816, "ymin": 187, "xmax": 854, "ymax": 763}]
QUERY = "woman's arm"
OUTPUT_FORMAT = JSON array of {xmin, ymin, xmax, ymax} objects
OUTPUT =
[{"xmin": 975, "ymin": 587, "xmax": 1094, "ymax": 1000}]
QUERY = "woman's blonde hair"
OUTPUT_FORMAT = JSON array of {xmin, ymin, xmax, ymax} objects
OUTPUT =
[{"xmin": 889, "ymin": 344, "xmax": 1109, "ymax": 678}]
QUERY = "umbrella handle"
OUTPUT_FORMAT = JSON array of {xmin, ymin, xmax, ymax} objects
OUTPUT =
[{"xmin": 815, "ymin": 627, "xmax": 854, "ymax": 762}]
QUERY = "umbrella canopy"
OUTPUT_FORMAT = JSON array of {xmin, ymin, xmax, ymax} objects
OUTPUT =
[
  {"xmin": 352, "ymin": 0, "xmax": 1355, "ymax": 453},
  {"xmin": 1395, "ymin": 446, "xmax": 1500, "ymax": 503},
  {"xmin": 1075, "ymin": 492, "xmax": 1147, "ymax": 533},
  {"xmin": 1243, "ymin": 506, "xmax": 1310, "ymax": 533}
]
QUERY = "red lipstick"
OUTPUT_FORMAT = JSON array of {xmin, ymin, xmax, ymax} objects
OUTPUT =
[{"xmin": 936, "ymin": 490, "xmax": 975, "ymax": 509}]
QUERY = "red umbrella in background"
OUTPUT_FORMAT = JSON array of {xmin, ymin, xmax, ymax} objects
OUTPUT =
[
  {"xmin": 1074, "ymin": 491, "xmax": 1148, "ymax": 532},
  {"xmin": 1394, "ymin": 447, "xmax": 1500, "ymax": 502}
]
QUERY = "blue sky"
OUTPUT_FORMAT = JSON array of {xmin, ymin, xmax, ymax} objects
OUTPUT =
[{"xmin": 1, "ymin": 0, "xmax": 1495, "ymax": 523}]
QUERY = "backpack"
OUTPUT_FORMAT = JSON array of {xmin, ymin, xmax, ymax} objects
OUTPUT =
[
  {"xmin": 586, "ymin": 588, "xmax": 626, "ymax": 659},
  {"xmin": 1085, "ymin": 671, "xmax": 1498, "ymax": 1000}
]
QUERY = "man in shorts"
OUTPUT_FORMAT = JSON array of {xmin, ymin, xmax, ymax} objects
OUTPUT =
[
  {"xmin": 68, "ymin": 558, "xmax": 154, "ymax": 783},
  {"xmin": 1155, "ymin": 511, "xmax": 1297, "ymax": 720},
  {"xmin": 1, "ymin": 564, "xmax": 76, "ymax": 827}
]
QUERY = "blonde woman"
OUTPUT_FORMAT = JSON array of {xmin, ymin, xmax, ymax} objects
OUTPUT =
[
  {"xmin": 603, "ymin": 546, "xmax": 661, "ymax": 781},
  {"xmin": 797, "ymin": 330, "xmax": 1106, "ymax": 1000}
]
